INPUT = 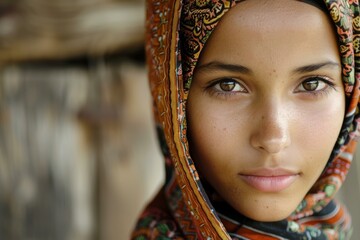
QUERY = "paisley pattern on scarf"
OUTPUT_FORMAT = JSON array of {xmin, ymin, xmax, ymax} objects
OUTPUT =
[
  {"xmin": 180, "ymin": 0, "xmax": 237, "ymax": 90},
  {"xmin": 132, "ymin": 0, "xmax": 360, "ymax": 239}
]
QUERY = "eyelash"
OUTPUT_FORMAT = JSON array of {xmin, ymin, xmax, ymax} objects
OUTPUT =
[
  {"xmin": 205, "ymin": 78, "xmax": 246, "ymax": 98},
  {"xmin": 295, "ymin": 75, "xmax": 336, "ymax": 98},
  {"xmin": 204, "ymin": 76, "xmax": 337, "ymax": 99}
]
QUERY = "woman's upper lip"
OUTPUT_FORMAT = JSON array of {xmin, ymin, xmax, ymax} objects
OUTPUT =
[{"xmin": 239, "ymin": 168, "xmax": 300, "ymax": 177}]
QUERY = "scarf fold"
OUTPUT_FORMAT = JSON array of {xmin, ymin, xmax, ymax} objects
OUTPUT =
[{"xmin": 132, "ymin": 0, "xmax": 360, "ymax": 239}]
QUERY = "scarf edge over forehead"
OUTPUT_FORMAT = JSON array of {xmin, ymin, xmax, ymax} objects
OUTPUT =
[{"xmin": 141, "ymin": 0, "xmax": 360, "ymax": 239}]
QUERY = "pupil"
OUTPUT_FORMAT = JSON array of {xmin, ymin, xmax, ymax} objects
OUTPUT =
[
  {"xmin": 220, "ymin": 81, "xmax": 235, "ymax": 91},
  {"xmin": 303, "ymin": 80, "xmax": 318, "ymax": 91}
]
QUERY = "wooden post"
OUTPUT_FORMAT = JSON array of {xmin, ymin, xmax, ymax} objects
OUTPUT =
[{"xmin": 0, "ymin": 63, "xmax": 96, "ymax": 239}]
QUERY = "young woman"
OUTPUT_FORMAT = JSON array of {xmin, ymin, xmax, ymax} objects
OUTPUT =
[{"xmin": 132, "ymin": 0, "xmax": 360, "ymax": 239}]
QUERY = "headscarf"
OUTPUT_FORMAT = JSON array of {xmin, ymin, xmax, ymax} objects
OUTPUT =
[{"xmin": 132, "ymin": 0, "xmax": 360, "ymax": 239}]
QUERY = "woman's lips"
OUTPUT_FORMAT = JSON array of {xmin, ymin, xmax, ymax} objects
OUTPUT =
[{"xmin": 239, "ymin": 168, "xmax": 300, "ymax": 192}]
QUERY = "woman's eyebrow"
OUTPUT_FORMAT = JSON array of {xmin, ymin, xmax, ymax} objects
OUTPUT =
[
  {"xmin": 195, "ymin": 61, "xmax": 340, "ymax": 74},
  {"xmin": 293, "ymin": 61, "xmax": 341, "ymax": 74},
  {"xmin": 195, "ymin": 61, "xmax": 252, "ymax": 74}
]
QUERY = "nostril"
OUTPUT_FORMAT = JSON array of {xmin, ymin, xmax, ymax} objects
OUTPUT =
[
  {"xmin": 250, "ymin": 130, "xmax": 291, "ymax": 154},
  {"xmin": 250, "ymin": 111, "xmax": 291, "ymax": 154}
]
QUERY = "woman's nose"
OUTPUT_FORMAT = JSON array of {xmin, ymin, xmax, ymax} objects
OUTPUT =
[{"xmin": 250, "ymin": 104, "xmax": 291, "ymax": 154}]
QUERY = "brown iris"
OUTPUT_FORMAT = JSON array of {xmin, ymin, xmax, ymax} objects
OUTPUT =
[
  {"xmin": 302, "ymin": 80, "xmax": 319, "ymax": 91},
  {"xmin": 219, "ymin": 81, "xmax": 236, "ymax": 91}
]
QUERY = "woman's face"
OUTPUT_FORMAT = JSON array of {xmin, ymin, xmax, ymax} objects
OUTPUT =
[{"xmin": 187, "ymin": 0, "xmax": 345, "ymax": 221}]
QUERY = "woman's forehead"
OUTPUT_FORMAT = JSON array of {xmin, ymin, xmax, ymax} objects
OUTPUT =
[{"xmin": 197, "ymin": 0, "xmax": 338, "ymax": 68}]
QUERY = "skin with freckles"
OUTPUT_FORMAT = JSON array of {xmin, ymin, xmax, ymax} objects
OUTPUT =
[{"xmin": 187, "ymin": 0, "xmax": 345, "ymax": 222}]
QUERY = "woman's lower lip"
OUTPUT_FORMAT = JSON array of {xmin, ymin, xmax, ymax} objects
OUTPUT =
[{"xmin": 239, "ymin": 174, "xmax": 299, "ymax": 192}]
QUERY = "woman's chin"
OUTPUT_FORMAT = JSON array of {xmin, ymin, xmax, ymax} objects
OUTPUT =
[{"xmin": 231, "ymin": 198, "xmax": 298, "ymax": 222}]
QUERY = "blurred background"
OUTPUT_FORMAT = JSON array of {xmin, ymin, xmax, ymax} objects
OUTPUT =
[{"xmin": 0, "ymin": 0, "xmax": 358, "ymax": 239}]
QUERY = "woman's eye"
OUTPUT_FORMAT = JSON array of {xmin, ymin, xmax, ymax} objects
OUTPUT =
[
  {"xmin": 213, "ymin": 79, "xmax": 247, "ymax": 93},
  {"xmin": 301, "ymin": 80, "xmax": 320, "ymax": 91},
  {"xmin": 296, "ymin": 77, "xmax": 331, "ymax": 93}
]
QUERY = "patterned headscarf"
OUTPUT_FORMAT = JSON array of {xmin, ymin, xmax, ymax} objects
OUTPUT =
[{"xmin": 132, "ymin": 0, "xmax": 360, "ymax": 239}]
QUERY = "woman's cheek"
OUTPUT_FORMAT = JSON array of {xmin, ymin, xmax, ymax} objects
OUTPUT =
[{"xmin": 293, "ymin": 96, "xmax": 345, "ymax": 175}]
